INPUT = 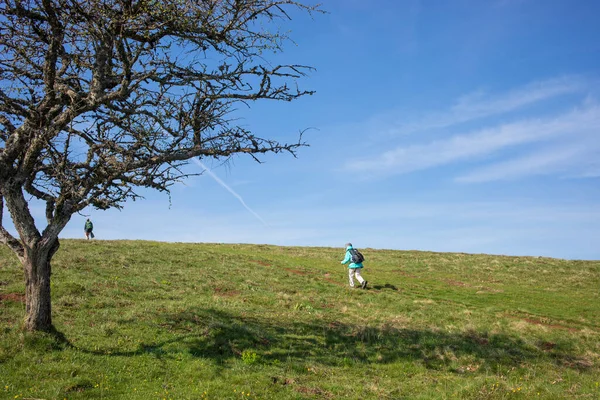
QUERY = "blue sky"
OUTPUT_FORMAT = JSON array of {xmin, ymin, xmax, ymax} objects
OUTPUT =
[{"xmin": 9, "ymin": 0, "xmax": 600, "ymax": 259}]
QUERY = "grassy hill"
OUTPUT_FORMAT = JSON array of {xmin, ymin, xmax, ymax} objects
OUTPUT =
[{"xmin": 1, "ymin": 240, "xmax": 599, "ymax": 399}]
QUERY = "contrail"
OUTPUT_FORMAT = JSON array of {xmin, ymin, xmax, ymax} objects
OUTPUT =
[{"xmin": 193, "ymin": 159, "xmax": 269, "ymax": 226}]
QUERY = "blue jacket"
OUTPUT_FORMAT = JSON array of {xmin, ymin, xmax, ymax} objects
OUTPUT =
[{"xmin": 341, "ymin": 246, "xmax": 363, "ymax": 269}]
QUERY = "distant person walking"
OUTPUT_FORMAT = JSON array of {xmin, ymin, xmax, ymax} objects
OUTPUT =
[
  {"xmin": 84, "ymin": 218, "xmax": 94, "ymax": 240},
  {"xmin": 341, "ymin": 243, "xmax": 368, "ymax": 289}
]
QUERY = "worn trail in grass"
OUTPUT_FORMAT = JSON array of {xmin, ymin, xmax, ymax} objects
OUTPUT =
[{"xmin": 1, "ymin": 240, "xmax": 599, "ymax": 399}]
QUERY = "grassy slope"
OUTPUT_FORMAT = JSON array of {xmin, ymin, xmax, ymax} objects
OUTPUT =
[{"xmin": 0, "ymin": 240, "xmax": 599, "ymax": 399}]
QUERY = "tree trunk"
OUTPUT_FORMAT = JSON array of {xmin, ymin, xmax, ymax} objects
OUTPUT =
[{"xmin": 23, "ymin": 240, "xmax": 59, "ymax": 331}]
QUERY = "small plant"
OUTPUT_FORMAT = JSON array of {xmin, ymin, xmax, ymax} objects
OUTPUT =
[
  {"xmin": 241, "ymin": 349, "xmax": 259, "ymax": 365},
  {"xmin": 294, "ymin": 302, "xmax": 314, "ymax": 312}
]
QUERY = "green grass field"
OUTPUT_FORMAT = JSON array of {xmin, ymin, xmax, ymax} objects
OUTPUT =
[{"xmin": 1, "ymin": 240, "xmax": 599, "ymax": 399}]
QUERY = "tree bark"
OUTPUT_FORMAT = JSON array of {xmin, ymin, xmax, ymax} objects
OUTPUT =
[{"xmin": 22, "ymin": 240, "xmax": 59, "ymax": 331}]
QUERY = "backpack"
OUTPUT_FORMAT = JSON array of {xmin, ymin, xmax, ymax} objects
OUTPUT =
[{"xmin": 349, "ymin": 248, "xmax": 364, "ymax": 264}]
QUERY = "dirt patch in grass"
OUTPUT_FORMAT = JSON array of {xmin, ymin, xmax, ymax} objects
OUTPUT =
[
  {"xmin": 323, "ymin": 273, "xmax": 345, "ymax": 286},
  {"xmin": 251, "ymin": 260, "xmax": 272, "ymax": 266},
  {"xmin": 507, "ymin": 314, "xmax": 578, "ymax": 332},
  {"xmin": 323, "ymin": 275, "xmax": 344, "ymax": 287},
  {"xmin": 328, "ymin": 321, "xmax": 343, "ymax": 329},
  {"xmin": 522, "ymin": 317, "xmax": 578, "ymax": 332},
  {"xmin": 539, "ymin": 341, "xmax": 556, "ymax": 351},
  {"xmin": 445, "ymin": 279, "xmax": 468, "ymax": 287},
  {"xmin": 0, "ymin": 293, "xmax": 25, "ymax": 303},
  {"xmin": 283, "ymin": 267, "xmax": 307, "ymax": 276},
  {"xmin": 560, "ymin": 356, "xmax": 595, "ymax": 370},
  {"xmin": 325, "ymin": 279, "xmax": 345, "ymax": 287},
  {"xmin": 296, "ymin": 386, "xmax": 334, "ymax": 398}
]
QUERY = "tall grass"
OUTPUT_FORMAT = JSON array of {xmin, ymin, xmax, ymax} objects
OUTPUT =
[{"xmin": 1, "ymin": 240, "xmax": 599, "ymax": 399}]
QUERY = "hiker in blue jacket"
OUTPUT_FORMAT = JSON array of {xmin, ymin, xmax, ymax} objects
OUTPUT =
[{"xmin": 341, "ymin": 243, "xmax": 368, "ymax": 289}]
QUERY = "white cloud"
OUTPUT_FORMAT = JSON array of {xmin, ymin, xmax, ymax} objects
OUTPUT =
[
  {"xmin": 456, "ymin": 142, "xmax": 599, "ymax": 183},
  {"xmin": 347, "ymin": 103, "xmax": 600, "ymax": 178},
  {"xmin": 452, "ymin": 77, "xmax": 580, "ymax": 116},
  {"xmin": 383, "ymin": 76, "xmax": 584, "ymax": 136}
]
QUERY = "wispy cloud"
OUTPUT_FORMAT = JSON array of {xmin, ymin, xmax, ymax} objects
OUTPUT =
[
  {"xmin": 343, "ymin": 74, "xmax": 599, "ymax": 183},
  {"xmin": 456, "ymin": 141, "xmax": 599, "ymax": 183},
  {"xmin": 347, "ymin": 103, "xmax": 600, "ymax": 179},
  {"xmin": 384, "ymin": 76, "xmax": 584, "ymax": 136}
]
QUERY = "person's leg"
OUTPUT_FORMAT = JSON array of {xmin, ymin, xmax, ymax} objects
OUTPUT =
[
  {"xmin": 354, "ymin": 269, "xmax": 365, "ymax": 285},
  {"xmin": 355, "ymin": 269, "xmax": 368, "ymax": 289},
  {"xmin": 348, "ymin": 268, "xmax": 355, "ymax": 288}
]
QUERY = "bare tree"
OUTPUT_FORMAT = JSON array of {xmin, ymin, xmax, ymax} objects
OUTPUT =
[{"xmin": 0, "ymin": 0, "xmax": 320, "ymax": 331}]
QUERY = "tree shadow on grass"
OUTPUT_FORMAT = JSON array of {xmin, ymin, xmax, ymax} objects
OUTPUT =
[
  {"xmin": 19, "ymin": 325, "xmax": 75, "ymax": 352},
  {"xmin": 68, "ymin": 307, "xmax": 594, "ymax": 374}
]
